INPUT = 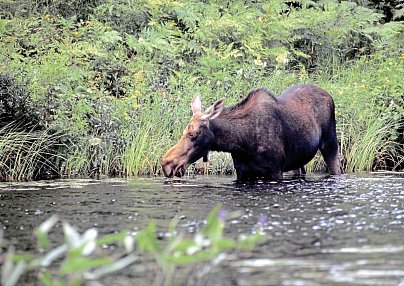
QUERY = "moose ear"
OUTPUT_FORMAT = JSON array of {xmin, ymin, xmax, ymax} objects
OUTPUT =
[
  {"xmin": 191, "ymin": 94, "xmax": 202, "ymax": 114},
  {"xmin": 201, "ymin": 99, "xmax": 224, "ymax": 120}
]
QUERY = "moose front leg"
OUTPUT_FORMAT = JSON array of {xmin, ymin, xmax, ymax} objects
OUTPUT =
[
  {"xmin": 232, "ymin": 154, "xmax": 284, "ymax": 180},
  {"xmin": 231, "ymin": 154, "xmax": 255, "ymax": 180},
  {"xmin": 268, "ymin": 169, "xmax": 283, "ymax": 180}
]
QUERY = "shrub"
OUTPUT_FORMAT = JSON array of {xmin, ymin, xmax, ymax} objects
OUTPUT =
[{"xmin": 0, "ymin": 73, "xmax": 38, "ymax": 129}]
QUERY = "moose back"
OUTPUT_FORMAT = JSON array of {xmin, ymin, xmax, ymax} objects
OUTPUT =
[{"xmin": 162, "ymin": 84, "xmax": 342, "ymax": 180}]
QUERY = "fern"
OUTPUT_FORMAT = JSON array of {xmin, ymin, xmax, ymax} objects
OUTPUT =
[
  {"xmin": 289, "ymin": 0, "xmax": 318, "ymax": 9},
  {"xmin": 393, "ymin": 6, "xmax": 404, "ymax": 20},
  {"xmin": 363, "ymin": 21, "xmax": 404, "ymax": 38}
]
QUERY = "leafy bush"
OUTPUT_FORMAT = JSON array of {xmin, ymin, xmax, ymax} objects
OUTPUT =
[
  {"xmin": 351, "ymin": 0, "xmax": 404, "ymax": 22},
  {"xmin": 0, "ymin": 73, "xmax": 38, "ymax": 128},
  {"xmin": 0, "ymin": 0, "xmax": 102, "ymax": 19}
]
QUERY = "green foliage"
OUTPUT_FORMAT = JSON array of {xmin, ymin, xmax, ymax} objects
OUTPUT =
[
  {"xmin": 351, "ymin": 0, "xmax": 404, "ymax": 22},
  {"xmin": 0, "ymin": 73, "xmax": 38, "ymax": 128},
  {"xmin": 0, "ymin": 0, "xmax": 403, "ymax": 180},
  {"xmin": 307, "ymin": 56, "xmax": 404, "ymax": 172},
  {"xmin": 0, "ymin": 0, "xmax": 102, "ymax": 19},
  {"xmin": 0, "ymin": 207, "xmax": 264, "ymax": 285}
]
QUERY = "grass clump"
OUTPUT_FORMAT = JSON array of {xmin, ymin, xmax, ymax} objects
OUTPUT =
[
  {"xmin": 340, "ymin": 115, "xmax": 402, "ymax": 172},
  {"xmin": 0, "ymin": 125, "xmax": 65, "ymax": 181}
]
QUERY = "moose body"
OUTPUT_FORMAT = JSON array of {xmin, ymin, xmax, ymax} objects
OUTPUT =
[{"xmin": 162, "ymin": 84, "xmax": 342, "ymax": 180}]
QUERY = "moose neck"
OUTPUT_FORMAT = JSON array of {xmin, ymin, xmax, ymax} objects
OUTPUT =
[{"xmin": 209, "ymin": 115, "xmax": 248, "ymax": 153}]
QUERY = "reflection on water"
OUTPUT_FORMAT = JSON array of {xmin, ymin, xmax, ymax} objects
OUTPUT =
[{"xmin": 0, "ymin": 174, "xmax": 403, "ymax": 285}]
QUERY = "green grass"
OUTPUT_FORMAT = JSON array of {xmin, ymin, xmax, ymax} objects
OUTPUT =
[
  {"xmin": 121, "ymin": 102, "xmax": 185, "ymax": 176},
  {"xmin": 341, "ymin": 115, "xmax": 403, "ymax": 172},
  {"xmin": 2, "ymin": 57, "xmax": 402, "ymax": 180},
  {"xmin": 0, "ymin": 125, "xmax": 64, "ymax": 181},
  {"xmin": 314, "ymin": 56, "xmax": 404, "ymax": 173},
  {"xmin": 85, "ymin": 56, "xmax": 404, "ymax": 177},
  {"xmin": 122, "ymin": 123, "xmax": 155, "ymax": 176}
]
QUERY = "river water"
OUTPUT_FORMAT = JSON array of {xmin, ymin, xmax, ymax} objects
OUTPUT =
[{"xmin": 0, "ymin": 173, "xmax": 403, "ymax": 285}]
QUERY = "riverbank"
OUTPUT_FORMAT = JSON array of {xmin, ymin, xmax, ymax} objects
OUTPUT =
[{"xmin": 0, "ymin": 1, "xmax": 403, "ymax": 181}]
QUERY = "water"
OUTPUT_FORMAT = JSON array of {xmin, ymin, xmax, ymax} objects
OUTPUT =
[{"xmin": 0, "ymin": 173, "xmax": 403, "ymax": 285}]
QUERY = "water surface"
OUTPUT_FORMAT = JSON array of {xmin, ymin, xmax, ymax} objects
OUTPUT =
[{"xmin": 0, "ymin": 173, "xmax": 403, "ymax": 285}]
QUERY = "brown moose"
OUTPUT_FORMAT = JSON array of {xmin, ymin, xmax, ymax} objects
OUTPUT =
[{"xmin": 162, "ymin": 84, "xmax": 342, "ymax": 180}]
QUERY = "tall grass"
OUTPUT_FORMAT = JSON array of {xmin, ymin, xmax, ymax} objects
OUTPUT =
[
  {"xmin": 0, "ymin": 125, "xmax": 64, "ymax": 181},
  {"xmin": 62, "ymin": 136, "xmax": 124, "ymax": 178},
  {"xmin": 340, "ymin": 115, "xmax": 403, "ymax": 172},
  {"xmin": 306, "ymin": 115, "xmax": 403, "ymax": 173},
  {"xmin": 124, "ymin": 59, "xmax": 403, "ymax": 177},
  {"xmin": 303, "ymin": 56, "xmax": 404, "ymax": 174},
  {"xmin": 121, "ymin": 99, "xmax": 184, "ymax": 176},
  {"xmin": 63, "ymin": 143, "xmax": 90, "ymax": 178},
  {"xmin": 122, "ymin": 123, "xmax": 154, "ymax": 176}
]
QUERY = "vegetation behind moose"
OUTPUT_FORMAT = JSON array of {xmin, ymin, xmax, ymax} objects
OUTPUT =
[{"xmin": 162, "ymin": 84, "xmax": 342, "ymax": 180}]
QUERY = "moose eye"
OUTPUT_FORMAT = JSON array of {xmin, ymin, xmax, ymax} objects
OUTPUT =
[{"xmin": 188, "ymin": 132, "xmax": 198, "ymax": 141}]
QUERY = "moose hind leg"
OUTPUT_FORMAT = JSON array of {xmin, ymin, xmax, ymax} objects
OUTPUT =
[
  {"xmin": 286, "ymin": 166, "xmax": 306, "ymax": 178},
  {"xmin": 320, "ymin": 133, "xmax": 342, "ymax": 175}
]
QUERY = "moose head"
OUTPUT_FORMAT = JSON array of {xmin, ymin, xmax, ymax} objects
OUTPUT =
[{"xmin": 161, "ymin": 95, "xmax": 224, "ymax": 177}]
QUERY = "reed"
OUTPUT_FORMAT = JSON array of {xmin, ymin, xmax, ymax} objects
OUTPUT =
[
  {"xmin": 122, "ymin": 124, "xmax": 154, "ymax": 176},
  {"xmin": 0, "ymin": 125, "xmax": 64, "ymax": 181},
  {"xmin": 306, "ymin": 116, "xmax": 403, "ymax": 174},
  {"xmin": 62, "ymin": 136, "xmax": 124, "ymax": 178},
  {"xmin": 341, "ymin": 115, "xmax": 403, "ymax": 172},
  {"xmin": 121, "ymin": 101, "xmax": 184, "ymax": 176},
  {"xmin": 204, "ymin": 152, "xmax": 235, "ymax": 176},
  {"xmin": 63, "ymin": 142, "xmax": 98, "ymax": 178}
]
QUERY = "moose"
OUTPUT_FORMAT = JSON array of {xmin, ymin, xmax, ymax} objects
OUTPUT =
[{"xmin": 162, "ymin": 84, "xmax": 342, "ymax": 180}]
